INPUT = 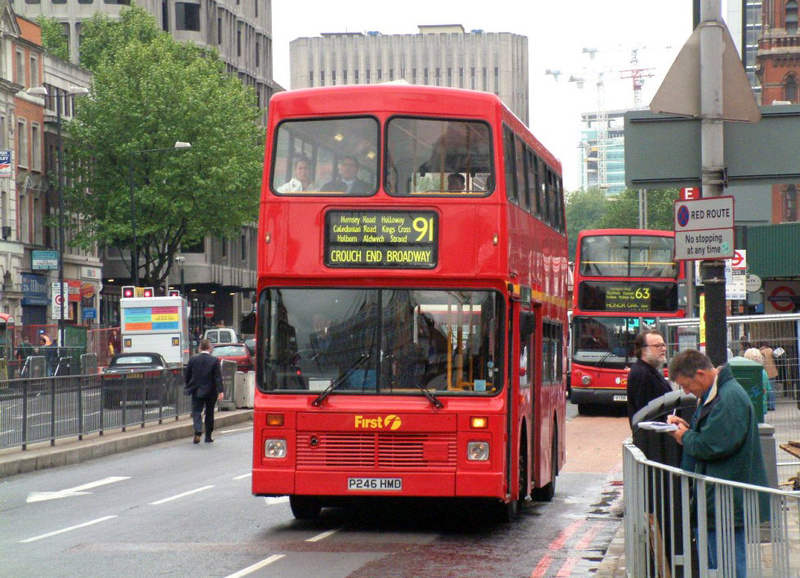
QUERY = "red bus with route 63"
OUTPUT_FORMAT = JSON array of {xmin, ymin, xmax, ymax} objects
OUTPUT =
[
  {"xmin": 252, "ymin": 84, "xmax": 569, "ymax": 521},
  {"xmin": 569, "ymin": 229, "xmax": 684, "ymax": 413}
]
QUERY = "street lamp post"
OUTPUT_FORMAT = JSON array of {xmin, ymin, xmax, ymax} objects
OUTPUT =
[
  {"xmin": 128, "ymin": 142, "xmax": 191, "ymax": 286},
  {"xmin": 174, "ymin": 255, "xmax": 186, "ymax": 296},
  {"xmin": 27, "ymin": 86, "xmax": 89, "ymax": 350}
]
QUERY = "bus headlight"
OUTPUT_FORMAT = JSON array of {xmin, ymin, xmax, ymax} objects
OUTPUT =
[
  {"xmin": 581, "ymin": 375, "xmax": 592, "ymax": 386},
  {"xmin": 467, "ymin": 441, "xmax": 490, "ymax": 461},
  {"xmin": 264, "ymin": 439, "xmax": 287, "ymax": 458}
]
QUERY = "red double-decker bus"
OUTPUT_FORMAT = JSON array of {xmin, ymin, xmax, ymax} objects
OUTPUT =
[
  {"xmin": 569, "ymin": 229, "xmax": 685, "ymax": 413},
  {"xmin": 252, "ymin": 84, "xmax": 568, "ymax": 521}
]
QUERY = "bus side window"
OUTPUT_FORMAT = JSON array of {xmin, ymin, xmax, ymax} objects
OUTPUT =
[{"xmin": 503, "ymin": 126, "xmax": 518, "ymax": 204}]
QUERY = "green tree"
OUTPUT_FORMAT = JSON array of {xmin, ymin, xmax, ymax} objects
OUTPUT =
[
  {"xmin": 565, "ymin": 187, "xmax": 608, "ymax": 260},
  {"xmin": 64, "ymin": 7, "xmax": 263, "ymax": 287},
  {"xmin": 36, "ymin": 16, "xmax": 70, "ymax": 61},
  {"xmin": 599, "ymin": 188, "xmax": 680, "ymax": 230}
]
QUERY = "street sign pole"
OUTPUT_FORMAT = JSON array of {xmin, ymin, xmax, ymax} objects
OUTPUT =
[{"xmin": 699, "ymin": 0, "xmax": 728, "ymax": 366}]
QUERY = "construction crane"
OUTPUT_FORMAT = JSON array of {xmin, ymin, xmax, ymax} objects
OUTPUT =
[{"xmin": 619, "ymin": 48, "xmax": 655, "ymax": 107}]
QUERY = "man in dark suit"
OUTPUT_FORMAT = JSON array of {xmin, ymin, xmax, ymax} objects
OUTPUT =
[
  {"xmin": 626, "ymin": 329, "xmax": 673, "ymax": 427},
  {"xmin": 184, "ymin": 339, "xmax": 224, "ymax": 443},
  {"xmin": 321, "ymin": 156, "xmax": 372, "ymax": 193}
]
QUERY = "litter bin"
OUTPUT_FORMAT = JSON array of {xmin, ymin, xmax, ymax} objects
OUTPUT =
[
  {"xmin": 729, "ymin": 357, "xmax": 765, "ymax": 423},
  {"xmin": 632, "ymin": 390, "xmax": 697, "ymax": 466},
  {"xmin": 631, "ymin": 390, "xmax": 697, "ymax": 577}
]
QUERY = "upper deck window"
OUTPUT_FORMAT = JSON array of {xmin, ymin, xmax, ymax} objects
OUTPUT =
[
  {"xmin": 579, "ymin": 235, "xmax": 678, "ymax": 278},
  {"xmin": 385, "ymin": 117, "xmax": 493, "ymax": 196},
  {"xmin": 272, "ymin": 117, "xmax": 379, "ymax": 196}
]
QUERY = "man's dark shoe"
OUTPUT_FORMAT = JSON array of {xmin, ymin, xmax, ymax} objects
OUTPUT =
[
  {"xmin": 204, "ymin": 437, "xmax": 214, "ymax": 443},
  {"xmin": 193, "ymin": 432, "xmax": 202, "ymax": 444}
]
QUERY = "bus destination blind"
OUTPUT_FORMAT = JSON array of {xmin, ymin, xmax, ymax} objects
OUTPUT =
[
  {"xmin": 578, "ymin": 281, "xmax": 679, "ymax": 313},
  {"xmin": 325, "ymin": 210, "xmax": 438, "ymax": 269}
]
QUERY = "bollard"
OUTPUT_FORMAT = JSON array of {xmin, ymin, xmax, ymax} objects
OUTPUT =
[{"xmin": 759, "ymin": 422, "xmax": 779, "ymax": 489}]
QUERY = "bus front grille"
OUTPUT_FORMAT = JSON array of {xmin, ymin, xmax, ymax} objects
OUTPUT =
[{"xmin": 296, "ymin": 432, "xmax": 457, "ymax": 470}]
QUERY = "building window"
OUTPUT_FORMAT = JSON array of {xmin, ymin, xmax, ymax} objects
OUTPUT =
[
  {"xmin": 176, "ymin": 3, "xmax": 200, "ymax": 32},
  {"xmin": 103, "ymin": 0, "xmax": 132, "ymax": 4},
  {"xmin": 237, "ymin": 29, "xmax": 242, "ymax": 57},
  {"xmin": 788, "ymin": 1, "xmax": 799, "ymax": 34},
  {"xmin": 15, "ymin": 50, "xmax": 24, "ymax": 86},
  {"xmin": 241, "ymin": 234, "xmax": 246, "ymax": 261},
  {"xmin": 255, "ymin": 42, "xmax": 260, "ymax": 68},
  {"xmin": 786, "ymin": 75, "xmax": 797, "ymax": 102},
  {"xmin": 17, "ymin": 120, "xmax": 27, "ymax": 168},
  {"xmin": 31, "ymin": 124, "xmax": 41, "ymax": 171},
  {"xmin": 786, "ymin": 185, "xmax": 798, "ymax": 222},
  {"xmin": 30, "ymin": 55, "xmax": 38, "ymax": 86},
  {"xmin": 217, "ymin": 17, "xmax": 222, "ymax": 44}
]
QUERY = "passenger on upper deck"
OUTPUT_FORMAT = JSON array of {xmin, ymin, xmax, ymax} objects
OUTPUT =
[
  {"xmin": 321, "ymin": 156, "xmax": 371, "ymax": 194},
  {"xmin": 277, "ymin": 157, "xmax": 317, "ymax": 193},
  {"xmin": 447, "ymin": 173, "xmax": 466, "ymax": 192}
]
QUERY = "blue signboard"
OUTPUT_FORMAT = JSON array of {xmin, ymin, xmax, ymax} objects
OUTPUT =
[{"xmin": 22, "ymin": 273, "xmax": 49, "ymax": 306}]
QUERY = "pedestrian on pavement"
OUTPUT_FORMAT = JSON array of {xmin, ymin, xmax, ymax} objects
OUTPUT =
[
  {"xmin": 15, "ymin": 337, "xmax": 35, "ymax": 361},
  {"xmin": 667, "ymin": 349, "xmax": 769, "ymax": 577},
  {"xmin": 626, "ymin": 330, "xmax": 673, "ymax": 427},
  {"xmin": 184, "ymin": 338, "xmax": 224, "ymax": 444},
  {"xmin": 742, "ymin": 347, "xmax": 773, "ymax": 416},
  {"xmin": 108, "ymin": 329, "xmax": 122, "ymax": 357}
]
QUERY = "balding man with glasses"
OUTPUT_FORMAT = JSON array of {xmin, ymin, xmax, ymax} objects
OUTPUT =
[{"xmin": 627, "ymin": 329, "xmax": 673, "ymax": 426}]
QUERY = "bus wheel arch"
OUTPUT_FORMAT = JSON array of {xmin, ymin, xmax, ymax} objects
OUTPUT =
[{"xmin": 289, "ymin": 495, "xmax": 321, "ymax": 520}]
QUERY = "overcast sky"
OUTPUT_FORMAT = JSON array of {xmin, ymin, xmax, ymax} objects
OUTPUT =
[{"xmin": 271, "ymin": 1, "xmax": 695, "ymax": 190}]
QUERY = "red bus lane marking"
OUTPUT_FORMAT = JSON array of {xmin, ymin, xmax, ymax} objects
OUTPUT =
[
  {"xmin": 548, "ymin": 519, "xmax": 585, "ymax": 550},
  {"xmin": 574, "ymin": 521, "xmax": 603, "ymax": 550},
  {"xmin": 530, "ymin": 554, "xmax": 554, "ymax": 578},
  {"xmin": 555, "ymin": 556, "xmax": 580, "ymax": 576}
]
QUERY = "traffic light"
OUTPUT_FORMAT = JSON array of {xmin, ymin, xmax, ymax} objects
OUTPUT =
[
  {"xmin": 122, "ymin": 286, "xmax": 135, "ymax": 298},
  {"xmin": 141, "ymin": 287, "xmax": 155, "ymax": 298},
  {"xmin": 168, "ymin": 289, "xmax": 180, "ymax": 297}
]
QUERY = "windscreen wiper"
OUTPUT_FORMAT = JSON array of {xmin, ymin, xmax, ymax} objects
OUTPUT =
[
  {"xmin": 312, "ymin": 353, "xmax": 371, "ymax": 407},
  {"xmin": 414, "ymin": 381, "xmax": 444, "ymax": 409}
]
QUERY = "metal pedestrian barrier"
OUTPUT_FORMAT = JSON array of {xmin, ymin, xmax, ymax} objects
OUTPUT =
[
  {"xmin": 623, "ymin": 439, "xmax": 800, "ymax": 577},
  {"xmin": 0, "ymin": 367, "xmax": 190, "ymax": 450},
  {"xmin": 659, "ymin": 314, "xmax": 800, "ymax": 487}
]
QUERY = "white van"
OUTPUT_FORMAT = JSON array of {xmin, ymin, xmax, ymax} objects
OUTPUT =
[{"xmin": 204, "ymin": 327, "xmax": 238, "ymax": 345}]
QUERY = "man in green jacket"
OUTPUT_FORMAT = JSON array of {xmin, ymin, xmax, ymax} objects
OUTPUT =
[{"xmin": 667, "ymin": 349, "xmax": 769, "ymax": 577}]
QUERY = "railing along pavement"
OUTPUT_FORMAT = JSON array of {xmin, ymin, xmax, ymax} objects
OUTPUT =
[
  {"xmin": 0, "ymin": 359, "xmax": 240, "ymax": 451},
  {"xmin": 623, "ymin": 439, "xmax": 800, "ymax": 577}
]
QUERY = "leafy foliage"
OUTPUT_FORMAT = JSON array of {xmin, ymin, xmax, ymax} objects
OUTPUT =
[
  {"xmin": 36, "ymin": 16, "xmax": 70, "ymax": 61},
  {"xmin": 565, "ymin": 187, "xmax": 679, "ymax": 260},
  {"xmin": 64, "ymin": 6, "xmax": 264, "ymax": 287}
]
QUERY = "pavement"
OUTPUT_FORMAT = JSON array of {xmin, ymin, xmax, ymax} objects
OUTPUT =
[{"xmin": 0, "ymin": 408, "xmax": 254, "ymax": 479}]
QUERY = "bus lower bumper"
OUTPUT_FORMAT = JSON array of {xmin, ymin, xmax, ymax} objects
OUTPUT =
[
  {"xmin": 570, "ymin": 387, "xmax": 627, "ymax": 406},
  {"xmin": 252, "ymin": 469, "xmax": 504, "ymax": 498}
]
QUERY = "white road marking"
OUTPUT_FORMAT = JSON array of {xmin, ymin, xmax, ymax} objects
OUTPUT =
[
  {"xmin": 20, "ymin": 515, "xmax": 117, "ymax": 543},
  {"xmin": 233, "ymin": 473, "xmax": 252, "ymax": 481},
  {"xmin": 263, "ymin": 496, "xmax": 289, "ymax": 505},
  {"xmin": 306, "ymin": 528, "xmax": 339, "ymax": 542},
  {"xmin": 149, "ymin": 485, "xmax": 214, "ymax": 505},
  {"xmin": 27, "ymin": 476, "xmax": 131, "ymax": 503},
  {"xmin": 224, "ymin": 554, "xmax": 285, "ymax": 578}
]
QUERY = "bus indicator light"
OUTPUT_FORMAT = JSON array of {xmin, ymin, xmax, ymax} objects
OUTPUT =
[
  {"xmin": 266, "ymin": 414, "xmax": 284, "ymax": 426},
  {"xmin": 470, "ymin": 416, "xmax": 489, "ymax": 429}
]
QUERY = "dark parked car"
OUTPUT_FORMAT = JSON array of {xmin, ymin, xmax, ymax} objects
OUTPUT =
[
  {"xmin": 212, "ymin": 343, "xmax": 254, "ymax": 373},
  {"xmin": 102, "ymin": 352, "xmax": 174, "ymax": 409}
]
